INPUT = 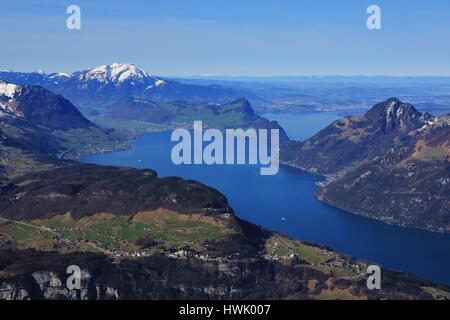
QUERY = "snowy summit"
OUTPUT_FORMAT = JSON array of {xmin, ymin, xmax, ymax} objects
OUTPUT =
[
  {"xmin": 0, "ymin": 81, "xmax": 21, "ymax": 100},
  {"xmin": 77, "ymin": 63, "xmax": 153, "ymax": 84}
]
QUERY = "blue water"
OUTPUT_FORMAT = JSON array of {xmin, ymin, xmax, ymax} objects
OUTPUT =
[
  {"xmin": 262, "ymin": 112, "xmax": 340, "ymax": 141},
  {"xmin": 82, "ymin": 113, "xmax": 450, "ymax": 285}
]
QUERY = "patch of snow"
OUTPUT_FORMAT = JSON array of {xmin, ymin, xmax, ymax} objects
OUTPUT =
[
  {"xmin": 396, "ymin": 106, "xmax": 405, "ymax": 118},
  {"xmin": 388, "ymin": 99, "xmax": 397, "ymax": 109},
  {"xmin": 386, "ymin": 101, "xmax": 396, "ymax": 122},
  {"xmin": 50, "ymin": 72, "xmax": 71, "ymax": 78},
  {"xmin": 0, "ymin": 82, "xmax": 20, "ymax": 99}
]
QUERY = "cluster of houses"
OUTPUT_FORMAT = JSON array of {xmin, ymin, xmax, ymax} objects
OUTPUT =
[
  {"xmin": 167, "ymin": 249, "xmax": 209, "ymax": 260},
  {"xmin": 111, "ymin": 250, "xmax": 150, "ymax": 258}
]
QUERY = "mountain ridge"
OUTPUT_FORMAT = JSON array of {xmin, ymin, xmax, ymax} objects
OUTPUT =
[
  {"xmin": 281, "ymin": 97, "xmax": 434, "ymax": 174},
  {"xmin": 280, "ymin": 97, "xmax": 449, "ymax": 232},
  {"xmin": 0, "ymin": 80, "xmax": 94, "ymax": 131},
  {"xmin": 0, "ymin": 63, "xmax": 256, "ymax": 110},
  {"xmin": 317, "ymin": 117, "xmax": 449, "ymax": 232},
  {"xmin": 0, "ymin": 81, "xmax": 125, "ymax": 177}
]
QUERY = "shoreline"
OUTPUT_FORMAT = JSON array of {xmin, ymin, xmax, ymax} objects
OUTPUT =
[
  {"xmin": 317, "ymin": 193, "xmax": 450, "ymax": 235},
  {"xmin": 280, "ymin": 161, "xmax": 450, "ymax": 235}
]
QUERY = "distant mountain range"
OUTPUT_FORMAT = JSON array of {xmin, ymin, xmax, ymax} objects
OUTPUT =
[
  {"xmin": 282, "ymin": 98, "xmax": 449, "ymax": 232},
  {"xmin": 0, "ymin": 63, "xmax": 255, "ymax": 112},
  {"xmin": 4, "ymin": 64, "xmax": 450, "ymax": 117},
  {"xmin": 0, "ymin": 64, "xmax": 289, "ymax": 139}
]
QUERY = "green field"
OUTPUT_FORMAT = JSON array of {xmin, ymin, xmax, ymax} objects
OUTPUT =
[
  {"xmin": 265, "ymin": 234, "xmax": 358, "ymax": 279},
  {"xmin": 0, "ymin": 222, "xmax": 55, "ymax": 250},
  {"xmin": 22, "ymin": 209, "xmax": 229, "ymax": 254}
]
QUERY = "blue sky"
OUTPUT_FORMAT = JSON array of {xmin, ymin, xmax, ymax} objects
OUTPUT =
[{"xmin": 1, "ymin": 0, "xmax": 450, "ymax": 76}]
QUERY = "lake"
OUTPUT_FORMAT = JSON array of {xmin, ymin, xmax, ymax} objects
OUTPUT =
[
  {"xmin": 262, "ymin": 112, "xmax": 341, "ymax": 141},
  {"xmin": 82, "ymin": 112, "xmax": 450, "ymax": 285}
]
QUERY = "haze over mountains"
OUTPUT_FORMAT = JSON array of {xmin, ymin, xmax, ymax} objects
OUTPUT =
[
  {"xmin": 0, "ymin": 64, "xmax": 290, "ymax": 142},
  {"xmin": 0, "ymin": 63, "xmax": 255, "ymax": 112},
  {"xmin": 3, "ymin": 63, "xmax": 450, "ymax": 117}
]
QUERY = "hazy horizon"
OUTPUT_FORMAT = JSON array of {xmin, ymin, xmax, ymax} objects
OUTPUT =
[{"xmin": 4, "ymin": 63, "xmax": 450, "ymax": 80}]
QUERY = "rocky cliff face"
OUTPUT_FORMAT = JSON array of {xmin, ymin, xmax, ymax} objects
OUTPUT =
[
  {"xmin": 0, "ymin": 283, "xmax": 30, "ymax": 300},
  {"xmin": 0, "ymin": 263, "xmax": 117, "ymax": 300},
  {"xmin": 1, "ymin": 248, "xmax": 448, "ymax": 300}
]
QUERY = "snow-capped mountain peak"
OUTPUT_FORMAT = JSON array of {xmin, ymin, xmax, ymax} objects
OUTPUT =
[
  {"xmin": 79, "ymin": 63, "xmax": 152, "ymax": 84},
  {"xmin": 0, "ymin": 81, "xmax": 25, "ymax": 116}
]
